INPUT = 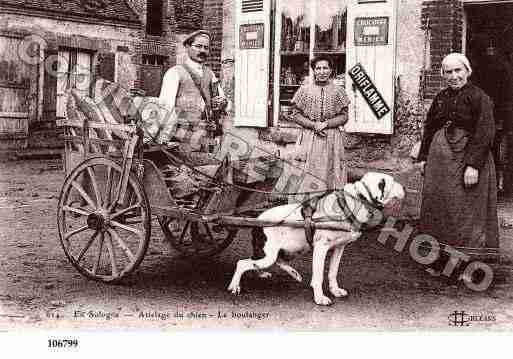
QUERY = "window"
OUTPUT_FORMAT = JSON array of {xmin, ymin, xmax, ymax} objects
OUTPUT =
[
  {"xmin": 146, "ymin": 0, "xmax": 164, "ymax": 36},
  {"xmin": 142, "ymin": 54, "xmax": 167, "ymax": 66},
  {"xmin": 273, "ymin": 0, "xmax": 348, "ymax": 125},
  {"xmin": 56, "ymin": 48, "xmax": 93, "ymax": 119}
]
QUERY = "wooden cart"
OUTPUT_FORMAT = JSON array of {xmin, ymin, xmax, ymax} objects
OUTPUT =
[{"xmin": 56, "ymin": 91, "xmax": 354, "ymax": 284}]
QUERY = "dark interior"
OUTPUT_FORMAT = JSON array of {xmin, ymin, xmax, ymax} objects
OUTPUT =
[{"xmin": 466, "ymin": 3, "xmax": 513, "ymax": 69}]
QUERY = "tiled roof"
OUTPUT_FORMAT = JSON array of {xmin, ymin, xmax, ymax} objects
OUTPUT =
[{"xmin": 0, "ymin": 0, "xmax": 140, "ymax": 24}]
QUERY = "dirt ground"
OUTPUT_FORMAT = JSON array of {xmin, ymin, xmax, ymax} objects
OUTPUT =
[{"xmin": 1, "ymin": 158, "xmax": 513, "ymax": 330}]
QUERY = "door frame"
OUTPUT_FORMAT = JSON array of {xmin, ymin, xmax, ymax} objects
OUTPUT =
[{"xmin": 462, "ymin": 0, "xmax": 513, "ymax": 56}]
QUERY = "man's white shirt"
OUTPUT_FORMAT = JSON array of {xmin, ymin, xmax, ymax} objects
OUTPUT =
[{"xmin": 158, "ymin": 56, "xmax": 227, "ymax": 114}]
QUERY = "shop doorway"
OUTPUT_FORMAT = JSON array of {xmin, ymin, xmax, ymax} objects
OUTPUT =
[
  {"xmin": 465, "ymin": 1, "xmax": 513, "ymax": 71},
  {"xmin": 464, "ymin": 1, "xmax": 513, "ymax": 195}
]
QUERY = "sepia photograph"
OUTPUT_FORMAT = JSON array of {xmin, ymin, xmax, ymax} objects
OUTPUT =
[{"xmin": 0, "ymin": 0, "xmax": 512, "ymax": 354}]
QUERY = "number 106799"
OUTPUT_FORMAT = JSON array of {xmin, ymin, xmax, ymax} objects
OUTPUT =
[{"xmin": 48, "ymin": 339, "xmax": 79, "ymax": 348}]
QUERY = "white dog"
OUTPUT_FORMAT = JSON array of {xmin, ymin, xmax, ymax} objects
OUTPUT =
[{"xmin": 228, "ymin": 172, "xmax": 405, "ymax": 305}]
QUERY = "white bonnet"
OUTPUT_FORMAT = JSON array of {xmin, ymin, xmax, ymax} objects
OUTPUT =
[{"xmin": 441, "ymin": 52, "xmax": 472, "ymax": 76}]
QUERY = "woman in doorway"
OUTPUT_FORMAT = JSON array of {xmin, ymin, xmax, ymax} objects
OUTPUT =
[
  {"xmin": 286, "ymin": 55, "xmax": 350, "ymax": 195},
  {"xmin": 417, "ymin": 53, "xmax": 498, "ymax": 257}
]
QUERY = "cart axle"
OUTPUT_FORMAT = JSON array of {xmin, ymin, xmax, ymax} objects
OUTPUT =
[{"xmin": 87, "ymin": 212, "xmax": 109, "ymax": 231}]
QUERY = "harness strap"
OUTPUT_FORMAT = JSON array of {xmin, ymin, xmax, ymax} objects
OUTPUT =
[
  {"xmin": 180, "ymin": 63, "xmax": 213, "ymax": 117},
  {"xmin": 300, "ymin": 194, "xmax": 329, "ymax": 249},
  {"xmin": 301, "ymin": 202, "xmax": 315, "ymax": 249},
  {"xmin": 335, "ymin": 190, "xmax": 360, "ymax": 229},
  {"xmin": 360, "ymin": 181, "xmax": 383, "ymax": 210}
]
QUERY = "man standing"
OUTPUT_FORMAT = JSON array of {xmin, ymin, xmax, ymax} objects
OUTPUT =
[{"xmin": 159, "ymin": 29, "xmax": 228, "ymax": 152}]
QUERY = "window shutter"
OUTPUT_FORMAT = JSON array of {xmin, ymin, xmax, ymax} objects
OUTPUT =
[
  {"xmin": 96, "ymin": 52, "xmax": 116, "ymax": 82},
  {"xmin": 42, "ymin": 47, "xmax": 58, "ymax": 125},
  {"xmin": 56, "ymin": 50, "xmax": 70, "ymax": 119},
  {"xmin": 234, "ymin": 0, "xmax": 271, "ymax": 127},
  {"xmin": 345, "ymin": 0, "xmax": 397, "ymax": 134}
]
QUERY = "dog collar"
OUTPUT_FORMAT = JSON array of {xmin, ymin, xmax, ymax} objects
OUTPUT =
[
  {"xmin": 359, "ymin": 181, "xmax": 384, "ymax": 210},
  {"xmin": 335, "ymin": 186, "xmax": 384, "ymax": 231}
]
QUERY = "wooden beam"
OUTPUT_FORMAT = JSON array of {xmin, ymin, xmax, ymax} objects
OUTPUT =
[{"xmin": 0, "ymin": 112, "xmax": 29, "ymax": 119}]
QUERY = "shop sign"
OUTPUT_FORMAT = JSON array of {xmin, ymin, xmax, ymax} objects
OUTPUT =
[
  {"xmin": 239, "ymin": 23, "xmax": 265, "ymax": 49},
  {"xmin": 354, "ymin": 17, "xmax": 389, "ymax": 46},
  {"xmin": 348, "ymin": 63, "xmax": 390, "ymax": 120}
]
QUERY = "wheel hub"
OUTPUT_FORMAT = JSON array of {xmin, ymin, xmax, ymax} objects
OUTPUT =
[{"xmin": 87, "ymin": 212, "xmax": 109, "ymax": 231}]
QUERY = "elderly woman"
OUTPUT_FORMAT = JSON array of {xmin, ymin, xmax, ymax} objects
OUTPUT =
[
  {"xmin": 417, "ymin": 53, "xmax": 498, "ymax": 255},
  {"xmin": 287, "ymin": 55, "xmax": 349, "ymax": 195}
]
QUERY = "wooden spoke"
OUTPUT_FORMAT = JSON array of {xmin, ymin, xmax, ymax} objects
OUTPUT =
[
  {"xmin": 123, "ymin": 219, "xmax": 143, "ymax": 225},
  {"xmin": 71, "ymin": 180, "xmax": 97, "ymax": 210},
  {"xmin": 92, "ymin": 232, "xmax": 105, "ymax": 275},
  {"xmin": 62, "ymin": 205, "xmax": 91, "ymax": 217},
  {"xmin": 110, "ymin": 220, "xmax": 143, "ymax": 237},
  {"xmin": 105, "ymin": 232, "xmax": 119, "ymax": 278},
  {"xmin": 105, "ymin": 166, "xmax": 113, "ymax": 208},
  {"xmin": 86, "ymin": 167, "xmax": 103, "ymax": 207},
  {"xmin": 159, "ymin": 216, "xmax": 238, "ymax": 258},
  {"xmin": 202, "ymin": 223, "xmax": 217, "ymax": 244},
  {"xmin": 107, "ymin": 172, "xmax": 125, "ymax": 213},
  {"xmin": 64, "ymin": 225, "xmax": 89, "ymax": 241},
  {"xmin": 107, "ymin": 227, "xmax": 136, "ymax": 262},
  {"xmin": 178, "ymin": 221, "xmax": 191, "ymax": 245},
  {"xmin": 110, "ymin": 203, "xmax": 141, "ymax": 220},
  {"xmin": 76, "ymin": 230, "xmax": 99, "ymax": 264},
  {"xmin": 58, "ymin": 157, "xmax": 150, "ymax": 283}
]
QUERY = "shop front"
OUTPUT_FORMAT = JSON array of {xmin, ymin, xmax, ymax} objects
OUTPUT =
[
  {"xmin": 222, "ymin": 0, "xmax": 513, "ymax": 158},
  {"xmin": 233, "ymin": 0, "xmax": 399, "ymax": 136}
]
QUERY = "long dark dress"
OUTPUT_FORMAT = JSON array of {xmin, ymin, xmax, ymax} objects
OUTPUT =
[{"xmin": 418, "ymin": 82, "xmax": 498, "ymax": 250}]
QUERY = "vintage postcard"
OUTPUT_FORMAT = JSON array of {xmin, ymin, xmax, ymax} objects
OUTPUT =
[{"xmin": 1, "ymin": 0, "xmax": 512, "ymax": 354}]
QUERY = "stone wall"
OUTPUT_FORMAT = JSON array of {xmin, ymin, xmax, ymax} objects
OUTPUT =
[
  {"xmin": 0, "ymin": 13, "xmax": 141, "ymax": 151},
  {"xmin": 2, "ymin": 13, "xmax": 141, "ymax": 112}
]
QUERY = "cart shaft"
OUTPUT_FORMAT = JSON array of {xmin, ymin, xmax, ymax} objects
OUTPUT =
[{"xmin": 152, "ymin": 205, "xmax": 356, "ymax": 231}]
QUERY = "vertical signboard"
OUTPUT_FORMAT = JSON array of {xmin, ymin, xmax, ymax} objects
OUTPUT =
[
  {"xmin": 235, "ymin": 0, "xmax": 270, "ymax": 127},
  {"xmin": 345, "ymin": 0, "xmax": 397, "ymax": 134}
]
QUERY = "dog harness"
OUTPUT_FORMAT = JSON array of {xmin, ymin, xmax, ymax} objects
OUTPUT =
[
  {"xmin": 334, "ymin": 184, "xmax": 385, "ymax": 231},
  {"xmin": 300, "ymin": 195, "xmax": 323, "ymax": 249},
  {"xmin": 300, "ymin": 183, "xmax": 385, "ymax": 248}
]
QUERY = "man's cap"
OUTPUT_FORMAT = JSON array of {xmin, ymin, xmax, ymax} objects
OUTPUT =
[{"xmin": 183, "ymin": 29, "xmax": 211, "ymax": 46}]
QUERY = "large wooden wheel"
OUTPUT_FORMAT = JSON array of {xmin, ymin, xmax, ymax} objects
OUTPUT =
[
  {"xmin": 158, "ymin": 217, "xmax": 238, "ymax": 258},
  {"xmin": 57, "ymin": 156, "xmax": 151, "ymax": 283},
  {"xmin": 156, "ymin": 157, "xmax": 238, "ymax": 258}
]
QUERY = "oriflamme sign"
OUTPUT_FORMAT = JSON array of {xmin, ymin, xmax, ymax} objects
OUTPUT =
[{"xmin": 348, "ymin": 63, "xmax": 390, "ymax": 120}]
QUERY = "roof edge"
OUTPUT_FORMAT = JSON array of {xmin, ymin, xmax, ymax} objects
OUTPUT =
[{"xmin": 0, "ymin": 4, "xmax": 142, "ymax": 29}]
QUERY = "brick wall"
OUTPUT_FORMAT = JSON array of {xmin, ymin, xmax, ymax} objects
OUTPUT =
[
  {"xmin": 175, "ymin": 0, "xmax": 204, "ymax": 31},
  {"xmin": 130, "ymin": 0, "xmax": 221, "ymax": 83},
  {"xmin": 203, "ymin": 0, "xmax": 223, "ymax": 76},
  {"xmin": 221, "ymin": 0, "xmax": 235, "ymax": 61},
  {"xmin": 130, "ymin": 0, "xmax": 177, "ymax": 93},
  {"xmin": 421, "ymin": 0, "xmax": 464, "ymax": 99},
  {"xmin": 125, "ymin": 0, "xmax": 146, "ymax": 22}
]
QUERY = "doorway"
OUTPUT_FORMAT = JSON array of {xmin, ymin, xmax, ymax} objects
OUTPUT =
[
  {"xmin": 464, "ymin": 1, "xmax": 513, "ymax": 196},
  {"xmin": 465, "ymin": 1, "xmax": 513, "ymax": 71}
]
